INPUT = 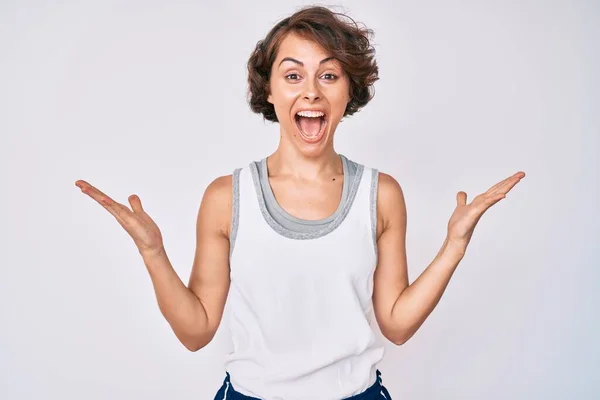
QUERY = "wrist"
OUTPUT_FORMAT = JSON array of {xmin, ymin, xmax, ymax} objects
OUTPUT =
[
  {"xmin": 444, "ymin": 237, "xmax": 467, "ymax": 258},
  {"xmin": 140, "ymin": 246, "xmax": 167, "ymax": 263}
]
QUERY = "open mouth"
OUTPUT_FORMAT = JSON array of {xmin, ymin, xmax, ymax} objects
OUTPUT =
[{"xmin": 294, "ymin": 111, "xmax": 328, "ymax": 143}]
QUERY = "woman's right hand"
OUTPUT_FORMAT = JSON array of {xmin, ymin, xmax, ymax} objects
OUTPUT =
[{"xmin": 75, "ymin": 179, "xmax": 165, "ymax": 259}]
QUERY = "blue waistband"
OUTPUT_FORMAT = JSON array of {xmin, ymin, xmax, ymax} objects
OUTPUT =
[{"xmin": 215, "ymin": 370, "xmax": 392, "ymax": 399}]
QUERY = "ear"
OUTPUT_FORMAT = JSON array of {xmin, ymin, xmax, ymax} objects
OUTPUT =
[{"xmin": 267, "ymin": 84, "xmax": 273, "ymax": 104}]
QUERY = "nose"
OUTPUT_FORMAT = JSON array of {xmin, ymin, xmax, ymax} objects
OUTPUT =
[{"xmin": 302, "ymin": 78, "xmax": 322, "ymax": 102}]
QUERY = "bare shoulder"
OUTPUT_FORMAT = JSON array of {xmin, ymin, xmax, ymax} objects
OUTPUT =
[
  {"xmin": 204, "ymin": 174, "xmax": 233, "ymax": 198},
  {"xmin": 199, "ymin": 174, "xmax": 233, "ymax": 237},
  {"xmin": 376, "ymin": 172, "xmax": 407, "ymax": 239},
  {"xmin": 377, "ymin": 172, "xmax": 403, "ymax": 198}
]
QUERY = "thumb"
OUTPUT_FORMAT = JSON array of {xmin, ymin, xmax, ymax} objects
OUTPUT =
[
  {"xmin": 456, "ymin": 191, "xmax": 467, "ymax": 206},
  {"xmin": 128, "ymin": 194, "xmax": 144, "ymax": 213}
]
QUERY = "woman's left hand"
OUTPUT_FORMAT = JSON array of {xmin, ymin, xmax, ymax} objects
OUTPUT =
[{"xmin": 446, "ymin": 171, "xmax": 526, "ymax": 250}]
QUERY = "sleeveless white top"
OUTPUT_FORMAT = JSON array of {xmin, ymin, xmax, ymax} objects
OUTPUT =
[{"xmin": 222, "ymin": 160, "xmax": 385, "ymax": 399}]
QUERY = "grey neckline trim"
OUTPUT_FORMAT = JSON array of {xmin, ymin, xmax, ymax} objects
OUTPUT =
[
  {"xmin": 249, "ymin": 160, "xmax": 364, "ymax": 240},
  {"xmin": 370, "ymin": 168, "xmax": 379, "ymax": 260},
  {"xmin": 229, "ymin": 168, "xmax": 242, "ymax": 258},
  {"xmin": 259, "ymin": 154, "xmax": 350, "ymax": 226}
]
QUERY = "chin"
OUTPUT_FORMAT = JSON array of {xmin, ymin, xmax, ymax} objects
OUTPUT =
[{"xmin": 295, "ymin": 140, "xmax": 332, "ymax": 158}]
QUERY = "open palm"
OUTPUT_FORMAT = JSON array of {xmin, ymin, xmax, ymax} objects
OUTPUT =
[
  {"xmin": 447, "ymin": 171, "xmax": 526, "ymax": 248},
  {"xmin": 75, "ymin": 180, "xmax": 165, "ymax": 258}
]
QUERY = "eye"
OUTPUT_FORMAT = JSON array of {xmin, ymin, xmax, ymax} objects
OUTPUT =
[{"xmin": 284, "ymin": 73, "xmax": 338, "ymax": 82}]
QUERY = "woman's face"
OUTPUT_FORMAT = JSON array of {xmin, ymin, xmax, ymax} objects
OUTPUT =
[{"xmin": 267, "ymin": 32, "xmax": 351, "ymax": 157}]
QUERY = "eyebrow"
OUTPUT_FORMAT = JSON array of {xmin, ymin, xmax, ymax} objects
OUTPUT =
[{"xmin": 278, "ymin": 56, "xmax": 336, "ymax": 68}]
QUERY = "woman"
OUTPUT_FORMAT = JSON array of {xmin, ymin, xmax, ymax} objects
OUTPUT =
[{"xmin": 75, "ymin": 6, "xmax": 525, "ymax": 400}]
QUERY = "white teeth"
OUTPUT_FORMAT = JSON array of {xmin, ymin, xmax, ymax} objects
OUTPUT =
[{"xmin": 296, "ymin": 110, "xmax": 325, "ymax": 118}]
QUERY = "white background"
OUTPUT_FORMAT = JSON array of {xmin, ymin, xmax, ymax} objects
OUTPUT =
[{"xmin": 1, "ymin": 0, "xmax": 598, "ymax": 398}]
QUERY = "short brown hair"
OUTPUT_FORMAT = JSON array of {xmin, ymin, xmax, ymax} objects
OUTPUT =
[{"xmin": 247, "ymin": 6, "xmax": 379, "ymax": 123}]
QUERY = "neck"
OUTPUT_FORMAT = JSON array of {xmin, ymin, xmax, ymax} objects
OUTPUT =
[{"xmin": 267, "ymin": 137, "xmax": 341, "ymax": 181}]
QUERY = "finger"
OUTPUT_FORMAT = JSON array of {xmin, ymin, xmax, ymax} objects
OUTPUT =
[
  {"xmin": 128, "ymin": 194, "xmax": 144, "ymax": 214},
  {"xmin": 76, "ymin": 180, "xmax": 115, "ymax": 205},
  {"xmin": 487, "ymin": 171, "xmax": 526, "ymax": 195},
  {"xmin": 103, "ymin": 202, "xmax": 132, "ymax": 227},
  {"xmin": 486, "ymin": 174, "xmax": 515, "ymax": 193},
  {"xmin": 456, "ymin": 191, "xmax": 467, "ymax": 206},
  {"xmin": 92, "ymin": 193, "xmax": 133, "ymax": 224},
  {"xmin": 491, "ymin": 173, "xmax": 525, "ymax": 196},
  {"xmin": 487, "ymin": 192, "xmax": 506, "ymax": 205},
  {"xmin": 77, "ymin": 180, "xmax": 133, "ymax": 225}
]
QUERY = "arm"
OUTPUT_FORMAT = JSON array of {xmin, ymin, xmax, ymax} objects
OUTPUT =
[
  {"xmin": 144, "ymin": 175, "xmax": 232, "ymax": 351},
  {"xmin": 373, "ymin": 169, "xmax": 524, "ymax": 345},
  {"xmin": 372, "ymin": 173, "xmax": 465, "ymax": 346}
]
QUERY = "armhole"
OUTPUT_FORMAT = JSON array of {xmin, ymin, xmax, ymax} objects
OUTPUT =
[
  {"xmin": 229, "ymin": 168, "xmax": 242, "ymax": 258},
  {"xmin": 370, "ymin": 168, "xmax": 379, "ymax": 262}
]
